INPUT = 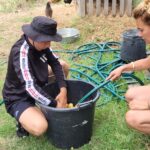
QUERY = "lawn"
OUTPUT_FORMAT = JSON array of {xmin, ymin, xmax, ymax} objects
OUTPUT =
[{"xmin": 0, "ymin": 0, "xmax": 150, "ymax": 150}]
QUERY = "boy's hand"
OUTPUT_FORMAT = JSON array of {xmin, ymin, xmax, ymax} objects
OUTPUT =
[{"xmin": 55, "ymin": 87, "xmax": 67, "ymax": 108}]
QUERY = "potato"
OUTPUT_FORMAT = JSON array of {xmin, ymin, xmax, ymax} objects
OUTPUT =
[{"xmin": 68, "ymin": 103, "xmax": 74, "ymax": 108}]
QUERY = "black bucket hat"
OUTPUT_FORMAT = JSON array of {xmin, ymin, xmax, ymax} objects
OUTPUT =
[{"xmin": 22, "ymin": 16, "xmax": 62, "ymax": 42}]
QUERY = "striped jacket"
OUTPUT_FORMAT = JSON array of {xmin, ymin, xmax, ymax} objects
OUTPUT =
[{"xmin": 2, "ymin": 35, "xmax": 66, "ymax": 110}]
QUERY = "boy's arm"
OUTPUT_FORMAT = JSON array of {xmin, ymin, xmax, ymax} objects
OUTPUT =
[
  {"xmin": 46, "ymin": 48, "xmax": 67, "ymax": 108},
  {"xmin": 12, "ymin": 43, "xmax": 57, "ymax": 107},
  {"xmin": 46, "ymin": 48, "xmax": 67, "ymax": 88}
]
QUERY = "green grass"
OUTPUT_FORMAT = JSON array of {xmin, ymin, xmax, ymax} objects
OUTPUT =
[
  {"xmin": 0, "ymin": 0, "xmax": 28, "ymax": 12},
  {"xmin": 0, "ymin": 94, "xmax": 150, "ymax": 150},
  {"xmin": 0, "ymin": 0, "xmax": 48, "ymax": 13},
  {"xmin": 0, "ymin": 1, "xmax": 150, "ymax": 149},
  {"xmin": 0, "ymin": 47, "xmax": 150, "ymax": 150},
  {"xmin": 18, "ymin": 16, "xmax": 33, "ymax": 23},
  {"xmin": 0, "ymin": 0, "xmax": 143, "ymax": 13},
  {"xmin": 133, "ymin": 0, "xmax": 143, "ymax": 8}
]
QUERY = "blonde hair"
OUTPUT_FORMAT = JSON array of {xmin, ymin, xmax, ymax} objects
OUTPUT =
[{"xmin": 133, "ymin": 0, "xmax": 150, "ymax": 25}]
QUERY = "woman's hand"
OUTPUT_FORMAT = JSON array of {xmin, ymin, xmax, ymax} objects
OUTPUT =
[
  {"xmin": 106, "ymin": 66, "xmax": 124, "ymax": 81},
  {"xmin": 55, "ymin": 87, "xmax": 67, "ymax": 108}
]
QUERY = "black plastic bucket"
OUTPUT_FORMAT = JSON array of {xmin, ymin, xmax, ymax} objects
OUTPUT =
[
  {"xmin": 38, "ymin": 80, "xmax": 100, "ymax": 149},
  {"xmin": 120, "ymin": 29, "xmax": 146, "ymax": 62}
]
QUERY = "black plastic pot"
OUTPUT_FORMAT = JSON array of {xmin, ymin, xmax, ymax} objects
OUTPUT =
[
  {"xmin": 38, "ymin": 80, "xmax": 100, "ymax": 149},
  {"xmin": 120, "ymin": 29, "xmax": 146, "ymax": 62}
]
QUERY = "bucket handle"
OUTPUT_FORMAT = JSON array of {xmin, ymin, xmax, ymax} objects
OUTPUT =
[{"xmin": 76, "ymin": 99, "xmax": 94, "ymax": 108}]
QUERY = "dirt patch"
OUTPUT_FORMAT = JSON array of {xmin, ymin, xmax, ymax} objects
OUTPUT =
[
  {"xmin": 0, "ymin": 2, "xmax": 77, "ymax": 56},
  {"xmin": 0, "ymin": 2, "xmax": 135, "ymax": 57}
]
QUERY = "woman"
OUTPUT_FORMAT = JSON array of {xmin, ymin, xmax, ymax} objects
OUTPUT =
[{"xmin": 107, "ymin": 0, "xmax": 150, "ymax": 134}]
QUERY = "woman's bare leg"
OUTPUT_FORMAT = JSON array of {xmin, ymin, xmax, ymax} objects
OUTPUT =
[
  {"xmin": 125, "ymin": 110, "xmax": 150, "ymax": 134},
  {"xmin": 125, "ymin": 85, "xmax": 150, "ymax": 102}
]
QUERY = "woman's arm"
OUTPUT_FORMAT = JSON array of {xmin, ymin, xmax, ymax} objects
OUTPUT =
[
  {"xmin": 107, "ymin": 56, "xmax": 150, "ymax": 81},
  {"xmin": 122, "ymin": 56, "xmax": 150, "ymax": 72}
]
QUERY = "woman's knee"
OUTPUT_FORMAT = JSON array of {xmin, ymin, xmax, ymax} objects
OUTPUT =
[
  {"xmin": 125, "ymin": 110, "xmax": 140, "ymax": 128},
  {"xmin": 125, "ymin": 88, "xmax": 135, "ymax": 102},
  {"xmin": 125, "ymin": 86, "xmax": 150, "ymax": 103}
]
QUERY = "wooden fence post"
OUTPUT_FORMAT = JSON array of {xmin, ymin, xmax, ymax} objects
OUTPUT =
[
  {"xmin": 112, "ymin": 0, "xmax": 117, "ymax": 17},
  {"xmin": 120, "ymin": 0, "xmax": 125, "ymax": 17},
  {"xmin": 96, "ymin": 0, "xmax": 101, "ymax": 17},
  {"xmin": 126, "ymin": 0, "xmax": 133, "ymax": 17},
  {"xmin": 104, "ymin": 0, "xmax": 109, "ymax": 16},
  {"xmin": 88, "ymin": 0, "xmax": 94, "ymax": 16},
  {"xmin": 76, "ymin": 0, "xmax": 133, "ymax": 17},
  {"xmin": 78, "ymin": 0, "xmax": 86, "ymax": 17}
]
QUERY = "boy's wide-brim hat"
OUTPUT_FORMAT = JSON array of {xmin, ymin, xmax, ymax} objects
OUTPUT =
[{"xmin": 22, "ymin": 16, "xmax": 62, "ymax": 42}]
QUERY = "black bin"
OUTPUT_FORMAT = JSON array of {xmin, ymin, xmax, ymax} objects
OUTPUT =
[
  {"xmin": 38, "ymin": 80, "xmax": 100, "ymax": 149},
  {"xmin": 120, "ymin": 29, "xmax": 146, "ymax": 62}
]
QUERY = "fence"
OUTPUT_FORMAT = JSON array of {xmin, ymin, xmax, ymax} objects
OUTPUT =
[{"xmin": 76, "ymin": 0, "xmax": 133, "ymax": 17}]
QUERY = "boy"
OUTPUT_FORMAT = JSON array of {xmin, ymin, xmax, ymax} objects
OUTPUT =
[{"xmin": 2, "ymin": 16, "xmax": 68, "ymax": 137}]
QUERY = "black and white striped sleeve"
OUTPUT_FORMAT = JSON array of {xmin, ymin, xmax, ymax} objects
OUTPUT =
[{"xmin": 12, "ymin": 41, "xmax": 57, "ymax": 107}]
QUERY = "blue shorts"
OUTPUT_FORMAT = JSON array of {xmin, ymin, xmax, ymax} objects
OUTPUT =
[{"xmin": 8, "ymin": 100, "xmax": 35, "ymax": 121}]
